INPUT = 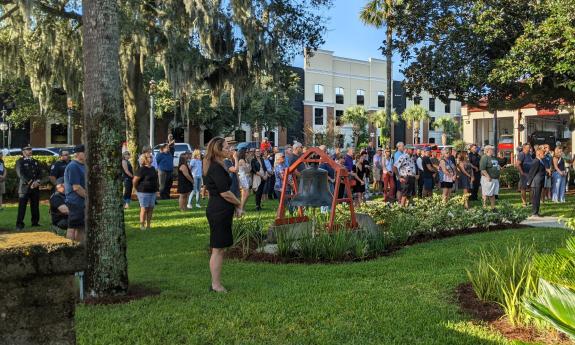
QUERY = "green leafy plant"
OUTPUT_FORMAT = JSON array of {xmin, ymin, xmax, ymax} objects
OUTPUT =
[
  {"xmin": 232, "ymin": 217, "xmax": 265, "ymax": 258},
  {"xmin": 500, "ymin": 165, "xmax": 520, "ymax": 188},
  {"xmin": 466, "ymin": 243, "xmax": 538, "ymax": 326},
  {"xmin": 525, "ymin": 279, "xmax": 575, "ymax": 340}
]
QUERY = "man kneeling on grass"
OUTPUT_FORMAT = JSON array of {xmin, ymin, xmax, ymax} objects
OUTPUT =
[{"xmin": 50, "ymin": 178, "xmax": 69, "ymax": 235}]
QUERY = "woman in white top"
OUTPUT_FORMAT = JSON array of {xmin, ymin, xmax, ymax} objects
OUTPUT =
[
  {"xmin": 237, "ymin": 149, "xmax": 251, "ymax": 213},
  {"xmin": 187, "ymin": 150, "xmax": 204, "ymax": 208},
  {"xmin": 438, "ymin": 149, "xmax": 456, "ymax": 202}
]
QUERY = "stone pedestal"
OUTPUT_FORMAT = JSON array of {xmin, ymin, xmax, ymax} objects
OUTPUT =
[{"xmin": 0, "ymin": 232, "xmax": 85, "ymax": 345}]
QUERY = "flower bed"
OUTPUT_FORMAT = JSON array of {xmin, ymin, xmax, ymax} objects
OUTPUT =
[{"xmin": 228, "ymin": 195, "xmax": 530, "ymax": 263}]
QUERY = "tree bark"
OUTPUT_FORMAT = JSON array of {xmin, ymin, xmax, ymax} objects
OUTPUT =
[
  {"xmin": 385, "ymin": 25, "xmax": 393, "ymax": 147},
  {"xmin": 120, "ymin": 43, "xmax": 149, "ymax": 167},
  {"xmin": 82, "ymin": 0, "xmax": 129, "ymax": 298}
]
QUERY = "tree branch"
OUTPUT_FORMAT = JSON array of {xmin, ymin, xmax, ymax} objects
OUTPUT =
[
  {"xmin": 33, "ymin": 1, "xmax": 82, "ymax": 23},
  {"xmin": 0, "ymin": 5, "xmax": 17, "ymax": 22}
]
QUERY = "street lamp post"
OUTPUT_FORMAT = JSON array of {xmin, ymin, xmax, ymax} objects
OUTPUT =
[
  {"xmin": 0, "ymin": 108, "xmax": 6, "ymax": 148},
  {"xmin": 149, "ymin": 80, "xmax": 156, "ymax": 148}
]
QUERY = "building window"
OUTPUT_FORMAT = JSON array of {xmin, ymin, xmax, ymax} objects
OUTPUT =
[
  {"xmin": 335, "ymin": 87, "xmax": 344, "ymax": 104},
  {"xmin": 50, "ymin": 123, "xmax": 67, "ymax": 144},
  {"xmin": 445, "ymin": 101, "xmax": 451, "ymax": 113},
  {"xmin": 429, "ymin": 137, "xmax": 436, "ymax": 144},
  {"xmin": 314, "ymin": 108, "xmax": 324, "ymax": 126},
  {"xmin": 429, "ymin": 98, "xmax": 435, "ymax": 112},
  {"xmin": 429, "ymin": 117, "xmax": 435, "ymax": 131},
  {"xmin": 414, "ymin": 96, "xmax": 421, "ymax": 105},
  {"xmin": 335, "ymin": 110, "xmax": 344, "ymax": 126},
  {"xmin": 314, "ymin": 84, "xmax": 324, "ymax": 102},
  {"xmin": 378, "ymin": 91, "xmax": 385, "ymax": 108},
  {"xmin": 356, "ymin": 89, "xmax": 365, "ymax": 105}
]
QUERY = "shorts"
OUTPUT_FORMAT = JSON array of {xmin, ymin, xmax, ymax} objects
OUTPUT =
[
  {"xmin": 519, "ymin": 174, "xmax": 529, "ymax": 190},
  {"xmin": 423, "ymin": 177, "xmax": 434, "ymax": 191},
  {"xmin": 544, "ymin": 175, "xmax": 552, "ymax": 188},
  {"xmin": 481, "ymin": 176, "xmax": 499, "ymax": 197},
  {"xmin": 440, "ymin": 182, "xmax": 453, "ymax": 189},
  {"xmin": 137, "ymin": 192, "xmax": 157, "ymax": 208},
  {"xmin": 372, "ymin": 168, "xmax": 381, "ymax": 181},
  {"xmin": 399, "ymin": 176, "xmax": 416, "ymax": 197},
  {"xmin": 67, "ymin": 201, "xmax": 85, "ymax": 228}
]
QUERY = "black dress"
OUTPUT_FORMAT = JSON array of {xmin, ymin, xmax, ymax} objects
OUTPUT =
[
  {"xmin": 352, "ymin": 165, "xmax": 366, "ymax": 193},
  {"xmin": 177, "ymin": 163, "xmax": 193, "ymax": 194},
  {"xmin": 204, "ymin": 162, "xmax": 235, "ymax": 248}
]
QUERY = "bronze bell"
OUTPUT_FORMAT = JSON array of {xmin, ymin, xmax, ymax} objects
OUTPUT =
[{"xmin": 291, "ymin": 165, "xmax": 333, "ymax": 207}]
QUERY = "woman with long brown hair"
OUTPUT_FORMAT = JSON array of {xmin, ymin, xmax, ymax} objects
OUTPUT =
[{"xmin": 203, "ymin": 137, "xmax": 242, "ymax": 293}]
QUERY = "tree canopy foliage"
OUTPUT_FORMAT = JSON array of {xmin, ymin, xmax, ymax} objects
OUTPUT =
[{"xmin": 394, "ymin": 0, "xmax": 575, "ymax": 110}]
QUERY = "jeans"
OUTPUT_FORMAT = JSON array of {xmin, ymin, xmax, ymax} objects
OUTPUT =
[
  {"xmin": 382, "ymin": 172, "xmax": 395, "ymax": 201},
  {"xmin": 123, "ymin": 178, "xmax": 133, "ymax": 205},
  {"xmin": 188, "ymin": 176, "xmax": 202, "ymax": 205},
  {"xmin": 159, "ymin": 170, "xmax": 173, "ymax": 199},
  {"xmin": 552, "ymin": 171, "xmax": 566, "ymax": 202},
  {"xmin": 531, "ymin": 183, "xmax": 543, "ymax": 215}
]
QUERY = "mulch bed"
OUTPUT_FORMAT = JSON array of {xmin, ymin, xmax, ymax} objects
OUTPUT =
[
  {"xmin": 82, "ymin": 284, "xmax": 161, "ymax": 306},
  {"xmin": 456, "ymin": 283, "xmax": 573, "ymax": 345},
  {"xmin": 227, "ymin": 223, "xmax": 532, "ymax": 264}
]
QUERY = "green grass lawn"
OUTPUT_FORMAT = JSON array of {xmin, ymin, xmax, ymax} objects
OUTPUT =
[{"xmin": 1, "ymin": 191, "xmax": 572, "ymax": 344}]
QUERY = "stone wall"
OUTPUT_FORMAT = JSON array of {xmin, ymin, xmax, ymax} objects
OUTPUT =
[{"xmin": 0, "ymin": 232, "xmax": 85, "ymax": 345}]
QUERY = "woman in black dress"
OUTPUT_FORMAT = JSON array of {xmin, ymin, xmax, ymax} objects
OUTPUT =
[
  {"xmin": 203, "ymin": 137, "xmax": 242, "ymax": 293},
  {"xmin": 352, "ymin": 154, "xmax": 366, "ymax": 205},
  {"xmin": 177, "ymin": 153, "xmax": 194, "ymax": 211}
]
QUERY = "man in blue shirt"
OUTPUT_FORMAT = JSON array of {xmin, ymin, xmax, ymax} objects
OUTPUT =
[
  {"xmin": 156, "ymin": 144, "xmax": 173, "ymax": 199},
  {"xmin": 344, "ymin": 148, "xmax": 354, "ymax": 172},
  {"xmin": 64, "ymin": 144, "xmax": 86, "ymax": 242}
]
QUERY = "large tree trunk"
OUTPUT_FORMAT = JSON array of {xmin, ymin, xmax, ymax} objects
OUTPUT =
[
  {"xmin": 83, "ymin": 0, "xmax": 129, "ymax": 298},
  {"xmin": 385, "ymin": 25, "xmax": 393, "ymax": 147},
  {"xmin": 120, "ymin": 43, "xmax": 149, "ymax": 166}
]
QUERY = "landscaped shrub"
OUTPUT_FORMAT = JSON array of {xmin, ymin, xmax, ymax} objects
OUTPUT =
[
  {"xmin": 3, "ymin": 156, "xmax": 58, "ymax": 197},
  {"xmin": 231, "ymin": 216, "xmax": 265, "ymax": 258},
  {"xmin": 466, "ymin": 243, "xmax": 539, "ymax": 326},
  {"xmin": 500, "ymin": 165, "xmax": 520, "ymax": 188},
  {"xmin": 525, "ymin": 236, "xmax": 575, "ymax": 339}
]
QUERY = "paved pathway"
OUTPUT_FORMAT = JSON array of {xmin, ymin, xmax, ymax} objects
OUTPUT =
[{"xmin": 521, "ymin": 216, "xmax": 567, "ymax": 229}]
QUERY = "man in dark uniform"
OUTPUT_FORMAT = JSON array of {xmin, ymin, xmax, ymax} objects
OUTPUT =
[
  {"xmin": 468, "ymin": 144, "xmax": 481, "ymax": 201},
  {"xmin": 16, "ymin": 144, "xmax": 42, "ymax": 230},
  {"xmin": 49, "ymin": 150, "xmax": 70, "ymax": 193}
]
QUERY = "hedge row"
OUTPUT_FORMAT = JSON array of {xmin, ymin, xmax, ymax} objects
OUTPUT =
[{"xmin": 2, "ymin": 156, "xmax": 58, "ymax": 197}]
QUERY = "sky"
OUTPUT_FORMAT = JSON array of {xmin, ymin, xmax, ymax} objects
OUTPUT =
[{"xmin": 292, "ymin": 0, "xmax": 404, "ymax": 79}]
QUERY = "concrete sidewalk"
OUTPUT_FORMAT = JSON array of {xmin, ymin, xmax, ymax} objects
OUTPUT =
[{"xmin": 521, "ymin": 216, "xmax": 567, "ymax": 229}]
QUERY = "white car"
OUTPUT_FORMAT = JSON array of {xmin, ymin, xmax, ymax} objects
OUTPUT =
[
  {"xmin": 153, "ymin": 143, "xmax": 192, "ymax": 167},
  {"xmin": 7, "ymin": 148, "xmax": 59, "ymax": 156}
]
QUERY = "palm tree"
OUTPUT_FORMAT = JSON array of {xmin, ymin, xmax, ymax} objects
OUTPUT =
[
  {"xmin": 433, "ymin": 116, "xmax": 461, "ymax": 145},
  {"xmin": 371, "ymin": 109, "xmax": 399, "ymax": 148},
  {"xmin": 360, "ymin": 0, "xmax": 404, "ymax": 145},
  {"xmin": 402, "ymin": 105, "xmax": 429, "ymax": 144},
  {"xmin": 342, "ymin": 105, "xmax": 369, "ymax": 147}
]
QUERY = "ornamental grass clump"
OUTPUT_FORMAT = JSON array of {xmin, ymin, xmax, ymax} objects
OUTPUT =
[
  {"xmin": 231, "ymin": 217, "xmax": 266, "ymax": 258},
  {"xmin": 466, "ymin": 243, "xmax": 539, "ymax": 326}
]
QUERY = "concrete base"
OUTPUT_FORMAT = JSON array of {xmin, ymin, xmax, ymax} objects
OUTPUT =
[{"xmin": 267, "ymin": 221, "xmax": 313, "ymax": 244}]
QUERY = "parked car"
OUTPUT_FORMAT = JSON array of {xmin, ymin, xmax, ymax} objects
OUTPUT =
[
  {"xmin": 236, "ymin": 141, "xmax": 259, "ymax": 151},
  {"xmin": 153, "ymin": 143, "xmax": 192, "ymax": 167},
  {"xmin": 7, "ymin": 148, "xmax": 59, "ymax": 157},
  {"xmin": 46, "ymin": 146, "xmax": 76, "ymax": 155}
]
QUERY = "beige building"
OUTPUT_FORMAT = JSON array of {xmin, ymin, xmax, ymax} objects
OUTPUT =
[
  {"xmin": 462, "ymin": 104, "xmax": 573, "ymax": 158},
  {"xmin": 303, "ymin": 49, "xmax": 462, "ymax": 147},
  {"xmin": 303, "ymin": 49, "xmax": 392, "ymax": 147}
]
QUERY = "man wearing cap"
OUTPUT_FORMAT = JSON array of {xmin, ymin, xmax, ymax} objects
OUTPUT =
[
  {"xmin": 49, "ymin": 150, "xmax": 70, "ymax": 193},
  {"xmin": 421, "ymin": 147, "xmax": 437, "ymax": 197},
  {"xmin": 64, "ymin": 144, "xmax": 86, "ymax": 241},
  {"xmin": 156, "ymin": 143, "xmax": 173, "ymax": 199},
  {"xmin": 50, "ymin": 177, "xmax": 69, "ymax": 233},
  {"xmin": 16, "ymin": 145, "xmax": 42, "ymax": 230}
]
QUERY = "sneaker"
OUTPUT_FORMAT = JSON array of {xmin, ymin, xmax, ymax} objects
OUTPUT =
[
  {"xmin": 187, "ymin": 204, "xmax": 194, "ymax": 209},
  {"xmin": 196, "ymin": 204, "xmax": 201, "ymax": 208},
  {"xmin": 140, "ymin": 225, "xmax": 146, "ymax": 231}
]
